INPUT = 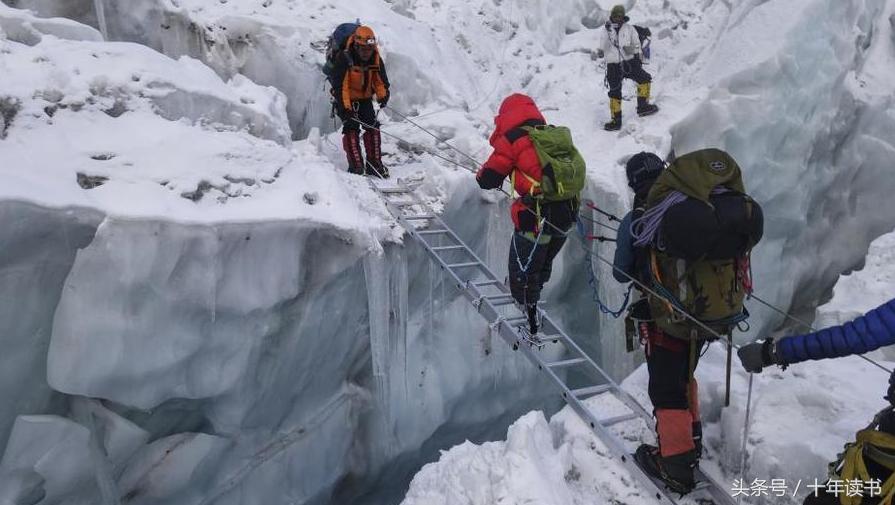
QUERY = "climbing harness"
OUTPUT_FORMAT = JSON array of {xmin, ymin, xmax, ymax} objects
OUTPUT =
[{"xmin": 576, "ymin": 218, "xmax": 631, "ymax": 318}]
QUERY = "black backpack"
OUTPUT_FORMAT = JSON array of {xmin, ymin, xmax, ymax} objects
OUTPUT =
[
  {"xmin": 634, "ymin": 25, "xmax": 651, "ymax": 61},
  {"xmin": 322, "ymin": 22, "xmax": 359, "ymax": 79}
]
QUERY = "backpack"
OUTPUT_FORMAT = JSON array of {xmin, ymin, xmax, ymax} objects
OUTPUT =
[
  {"xmin": 322, "ymin": 22, "xmax": 360, "ymax": 79},
  {"xmin": 633, "ymin": 25, "xmax": 651, "ymax": 63},
  {"xmin": 641, "ymin": 149, "xmax": 762, "ymax": 340},
  {"xmin": 520, "ymin": 125, "xmax": 587, "ymax": 202}
]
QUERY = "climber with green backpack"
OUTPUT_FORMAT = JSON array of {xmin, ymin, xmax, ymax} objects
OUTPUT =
[
  {"xmin": 477, "ymin": 94, "xmax": 586, "ymax": 336},
  {"xmin": 613, "ymin": 149, "xmax": 764, "ymax": 494}
]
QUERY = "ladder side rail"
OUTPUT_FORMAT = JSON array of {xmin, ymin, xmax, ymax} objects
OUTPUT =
[
  {"xmin": 372, "ymin": 181, "xmax": 735, "ymax": 505},
  {"xmin": 495, "ymin": 323, "xmax": 679, "ymax": 505}
]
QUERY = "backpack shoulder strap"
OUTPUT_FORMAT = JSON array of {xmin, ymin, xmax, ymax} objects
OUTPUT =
[{"xmin": 505, "ymin": 119, "xmax": 546, "ymax": 143}]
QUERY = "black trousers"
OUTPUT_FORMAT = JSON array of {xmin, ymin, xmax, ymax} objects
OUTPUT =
[
  {"xmin": 507, "ymin": 233, "xmax": 567, "ymax": 306},
  {"xmin": 646, "ymin": 337, "xmax": 698, "ymax": 410},
  {"xmin": 340, "ymin": 99, "xmax": 378, "ymax": 133},
  {"xmin": 606, "ymin": 57, "xmax": 652, "ymax": 100}
]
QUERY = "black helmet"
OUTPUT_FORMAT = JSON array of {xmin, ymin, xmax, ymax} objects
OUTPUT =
[{"xmin": 625, "ymin": 151, "xmax": 664, "ymax": 195}]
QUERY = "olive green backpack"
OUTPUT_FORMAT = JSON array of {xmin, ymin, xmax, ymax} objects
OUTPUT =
[{"xmin": 645, "ymin": 149, "xmax": 753, "ymax": 341}]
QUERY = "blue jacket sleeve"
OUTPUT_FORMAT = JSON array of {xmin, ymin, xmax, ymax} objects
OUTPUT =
[
  {"xmin": 612, "ymin": 212, "xmax": 635, "ymax": 283},
  {"xmin": 776, "ymin": 298, "xmax": 895, "ymax": 365}
]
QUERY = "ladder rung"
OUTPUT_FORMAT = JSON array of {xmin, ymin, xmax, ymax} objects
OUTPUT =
[
  {"xmin": 417, "ymin": 229, "xmax": 449, "ymax": 236},
  {"xmin": 505, "ymin": 316, "xmax": 528, "ymax": 326},
  {"xmin": 546, "ymin": 357, "xmax": 586, "ymax": 368},
  {"xmin": 599, "ymin": 412, "xmax": 639, "ymax": 427},
  {"xmin": 486, "ymin": 297, "xmax": 516, "ymax": 307},
  {"xmin": 447, "ymin": 262, "xmax": 481, "ymax": 269},
  {"xmin": 378, "ymin": 187, "xmax": 410, "ymax": 194},
  {"xmin": 471, "ymin": 280, "xmax": 500, "ymax": 287},
  {"xmin": 540, "ymin": 334, "xmax": 564, "ymax": 342},
  {"xmin": 570, "ymin": 384, "xmax": 612, "ymax": 399},
  {"xmin": 432, "ymin": 245, "xmax": 466, "ymax": 252},
  {"xmin": 404, "ymin": 214, "xmax": 434, "ymax": 220}
]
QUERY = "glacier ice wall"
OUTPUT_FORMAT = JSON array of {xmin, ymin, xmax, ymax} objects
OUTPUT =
[
  {"xmin": 0, "ymin": 185, "xmax": 586, "ymax": 504},
  {"xmin": 0, "ymin": 202, "xmax": 101, "ymax": 455},
  {"xmin": 671, "ymin": 0, "xmax": 895, "ymax": 338}
]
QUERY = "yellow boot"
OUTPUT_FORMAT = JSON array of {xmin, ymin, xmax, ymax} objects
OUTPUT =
[
  {"xmin": 637, "ymin": 83, "xmax": 659, "ymax": 116},
  {"xmin": 604, "ymin": 98, "xmax": 622, "ymax": 131}
]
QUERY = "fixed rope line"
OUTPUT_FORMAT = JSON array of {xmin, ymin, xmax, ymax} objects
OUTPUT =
[
  {"xmin": 353, "ymin": 116, "xmax": 731, "ymax": 341},
  {"xmin": 384, "ymin": 107, "xmax": 483, "ymax": 168},
  {"xmin": 359, "ymin": 112, "xmax": 754, "ymax": 500},
  {"xmin": 577, "ymin": 212, "xmax": 620, "ymax": 233},
  {"xmin": 353, "ymin": 117, "xmax": 479, "ymax": 174},
  {"xmin": 748, "ymin": 292, "xmax": 893, "ymax": 375}
]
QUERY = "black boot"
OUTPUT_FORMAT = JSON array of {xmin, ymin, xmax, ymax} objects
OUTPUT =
[
  {"xmin": 526, "ymin": 303, "xmax": 539, "ymax": 335},
  {"xmin": 634, "ymin": 444, "xmax": 697, "ymax": 495},
  {"xmin": 692, "ymin": 422, "xmax": 703, "ymax": 459},
  {"xmin": 637, "ymin": 97, "xmax": 659, "ymax": 117},
  {"xmin": 603, "ymin": 112, "xmax": 622, "ymax": 131}
]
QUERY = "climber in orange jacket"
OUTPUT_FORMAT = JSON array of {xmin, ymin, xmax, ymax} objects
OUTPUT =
[{"xmin": 328, "ymin": 25, "xmax": 391, "ymax": 177}]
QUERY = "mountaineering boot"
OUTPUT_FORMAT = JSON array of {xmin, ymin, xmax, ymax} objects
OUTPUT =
[
  {"xmin": 636, "ymin": 83, "xmax": 659, "ymax": 117},
  {"xmin": 634, "ymin": 444, "xmax": 697, "ymax": 495},
  {"xmin": 603, "ymin": 112, "xmax": 622, "ymax": 131},
  {"xmin": 692, "ymin": 421, "xmax": 703, "ymax": 458},
  {"xmin": 362, "ymin": 129, "xmax": 388, "ymax": 178},
  {"xmin": 604, "ymin": 98, "xmax": 622, "ymax": 131},
  {"xmin": 637, "ymin": 98, "xmax": 659, "ymax": 117},
  {"xmin": 343, "ymin": 131, "xmax": 364, "ymax": 175},
  {"xmin": 526, "ymin": 303, "xmax": 539, "ymax": 335}
]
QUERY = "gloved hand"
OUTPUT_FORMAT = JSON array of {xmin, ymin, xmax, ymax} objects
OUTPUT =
[
  {"xmin": 378, "ymin": 91, "xmax": 390, "ymax": 108},
  {"xmin": 338, "ymin": 106, "xmax": 359, "ymax": 124},
  {"xmin": 623, "ymin": 45, "xmax": 637, "ymax": 56},
  {"xmin": 595, "ymin": 49, "xmax": 605, "ymax": 59},
  {"xmin": 737, "ymin": 338, "xmax": 777, "ymax": 374},
  {"xmin": 887, "ymin": 372, "xmax": 895, "ymax": 405}
]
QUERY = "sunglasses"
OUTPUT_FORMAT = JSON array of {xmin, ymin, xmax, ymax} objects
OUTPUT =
[{"xmin": 355, "ymin": 38, "xmax": 377, "ymax": 46}]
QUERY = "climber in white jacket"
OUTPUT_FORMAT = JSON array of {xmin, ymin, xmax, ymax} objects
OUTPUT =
[{"xmin": 596, "ymin": 4, "xmax": 659, "ymax": 131}]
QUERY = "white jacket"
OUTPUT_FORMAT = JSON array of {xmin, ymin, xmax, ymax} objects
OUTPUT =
[{"xmin": 599, "ymin": 22, "xmax": 641, "ymax": 64}]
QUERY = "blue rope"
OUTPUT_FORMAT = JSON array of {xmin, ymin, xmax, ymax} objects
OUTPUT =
[
  {"xmin": 576, "ymin": 218, "xmax": 631, "ymax": 318},
  {"xmin": 512, "ymin": 223, "xmax": 545, "ymax": 274}
]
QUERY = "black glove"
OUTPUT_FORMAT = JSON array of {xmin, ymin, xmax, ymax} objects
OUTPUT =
[
  {"xmin": 737, "ymin": 338, "xmax": 777, "ymax": 374},
  {"xmin": 378, "ymin": 91, "xmax": 390, "ymax": 108},
  {"xmin": 886, "ymin": 371, "xmax": 895, "ymax": 405}
]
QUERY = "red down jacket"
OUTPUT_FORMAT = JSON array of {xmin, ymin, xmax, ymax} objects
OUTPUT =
[{"xmin": 476, "ymin": 94, "xmax": 547, "ymax": 231}]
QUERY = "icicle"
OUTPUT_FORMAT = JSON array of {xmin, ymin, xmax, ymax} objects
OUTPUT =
[
  {"xmin": 93, "ymin": 0, "xmax": 108, "ymax": 40},
  {"xmin": 363, "ymin": 253, "xmax": 389, "ymax": 401}
]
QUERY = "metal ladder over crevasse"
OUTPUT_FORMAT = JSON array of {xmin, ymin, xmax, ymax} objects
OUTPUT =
[{"xmin": 370, "ymin": 178, "xmax": 736, "ymax": 505}]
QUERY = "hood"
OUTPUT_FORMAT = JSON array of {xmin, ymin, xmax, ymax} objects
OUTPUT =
[{"xmin": 490, "ymin": 94, "xmax": 545, "ymax": 143}]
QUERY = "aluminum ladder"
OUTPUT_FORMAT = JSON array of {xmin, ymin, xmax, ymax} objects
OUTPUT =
[{"xmin": 370, "ymin": 178, "xmax": 736, "ymax": 505}]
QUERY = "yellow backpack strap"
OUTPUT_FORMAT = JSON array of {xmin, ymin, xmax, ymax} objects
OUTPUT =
[{"xmin": 837, "ymin": 420, "xmax": 895, "ymax": 505}]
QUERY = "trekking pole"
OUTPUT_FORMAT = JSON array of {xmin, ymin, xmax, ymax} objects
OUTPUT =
[
  {"xmin": 749, "ymin": 292, "xmax": 893, "ymax": 374},
  {"xmin": 737, "ymin": 373, "xmax": 755, "ymax": 505},
  {"xmin": 383, "ymin": 106, "xmax": 484, "ymax": 168}
]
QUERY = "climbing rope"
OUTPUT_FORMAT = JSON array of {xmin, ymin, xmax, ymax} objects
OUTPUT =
[
  {"xmin": 747, "ymin": 292, "xmax": 893, "ymax": 375},
  {"xmin": 384, "ymin": 106, "xmax": 483, "ymax": 168},
  {"xmin": 576, "ymin": 218, "xmax": 631, "ymax": 318}
]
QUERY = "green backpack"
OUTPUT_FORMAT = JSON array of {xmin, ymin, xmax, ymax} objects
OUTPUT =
[{"xmin": 521, "ymin": 125, "xmax": 586, "ymax": 202}]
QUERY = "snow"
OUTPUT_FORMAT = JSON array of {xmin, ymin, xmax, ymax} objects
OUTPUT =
[{"xmin": 1, "ymin": 0, "xmax": 895, "ymax": 503}]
